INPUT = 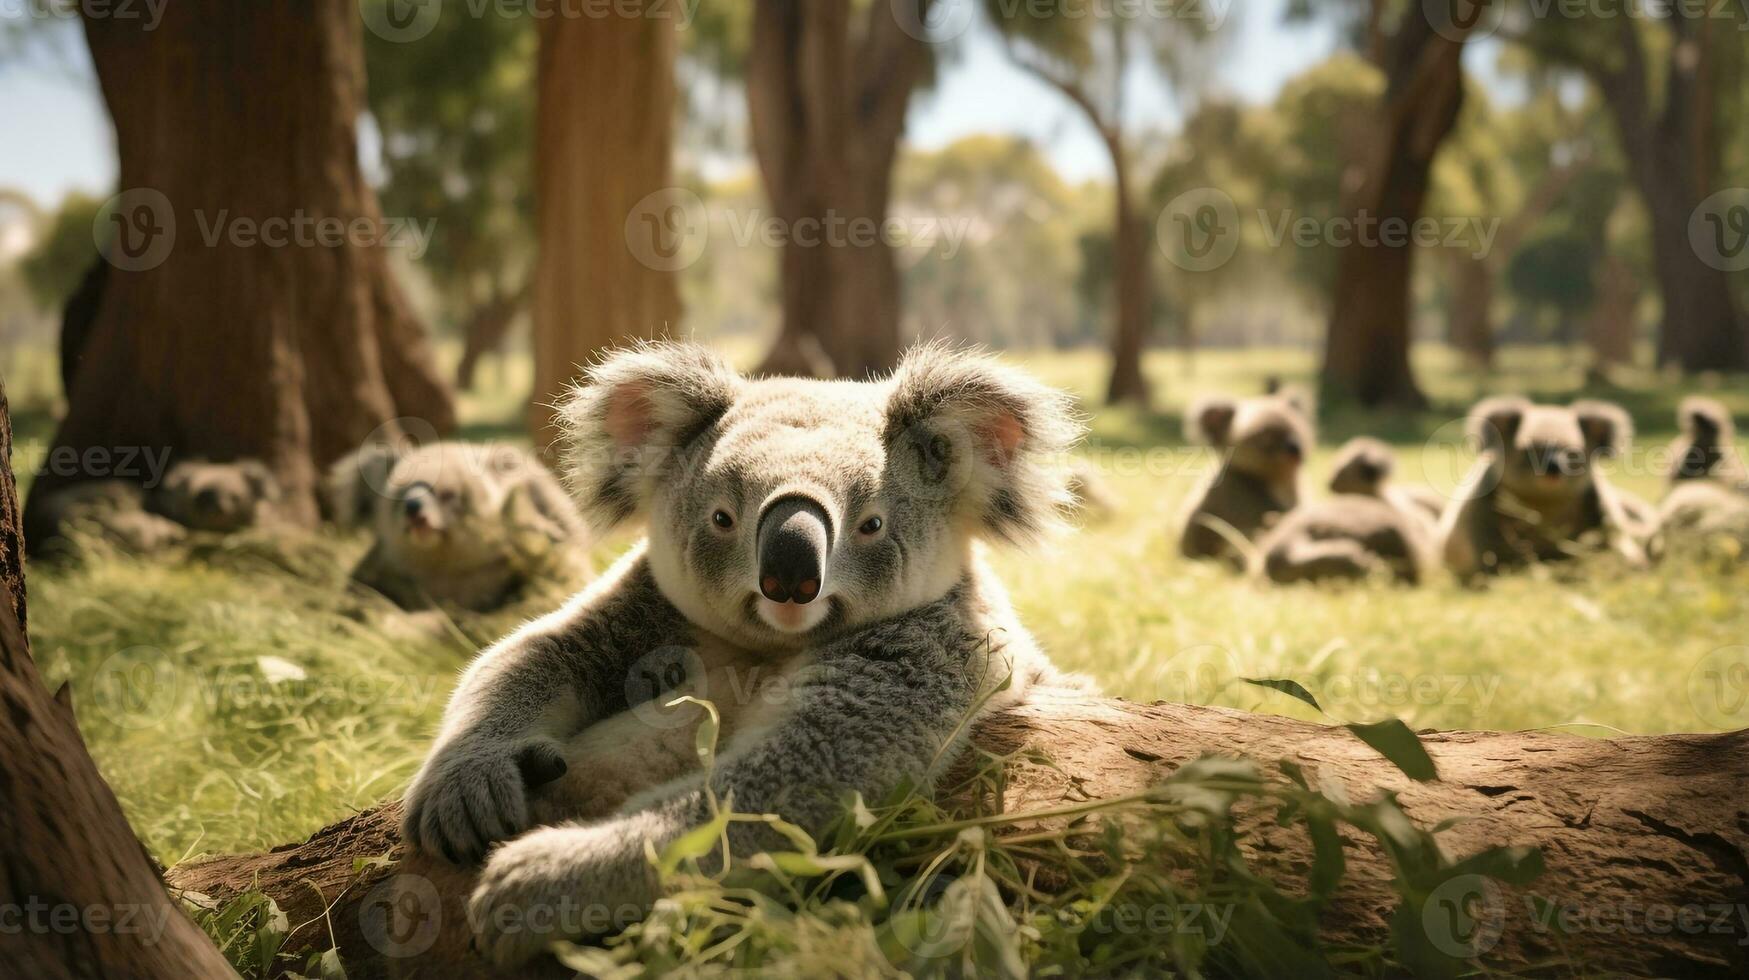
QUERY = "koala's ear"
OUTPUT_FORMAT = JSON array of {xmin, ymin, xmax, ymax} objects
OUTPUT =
[
  {"xmin": 238, "ymin": 460, "xmax": 280, "ymax": 501},
  {"xmin": 1185, "ymin": 397, "xmax": 1238, "ymax": 447},
  {"xmin": 1572, "ymin": 399, "xmax": 1633, "ymax": 458},
  {"xmin": 885, "ymin": 345, "xmax": 1082, "ymax": 545},
  {"xmin": 1466, "ymin": 396, "xmax": 1529, "ymax": 453},
  {"xmin": 1335, "ymin": 438, "xmax": 1392, "ymax": 481},
  {"xmin": 1679, "ymin": 396, "xmax": 1732, "ymax": 444},
  {"xmin": 559, "ymin": 342, "xmax": 742, "ymax": 530},
  {"xmin": 323, "ymin": 444, "xmax": 404, "ymax": 527}
]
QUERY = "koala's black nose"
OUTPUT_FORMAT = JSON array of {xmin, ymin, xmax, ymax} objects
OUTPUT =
[
  {"xmin": 404, "ymin": 495, "xmax": 424, "ymax": 517},
  {"xmin": 1281, "ymin": 438, "xmax": 1304, "ymax": 462},
  {"xmin": 195, "ymin": 488, "xmax": 220, "ymax": 511},
  {"xmin": 757, "ymin": 496, "xmax": 831, "ymax": 604}
]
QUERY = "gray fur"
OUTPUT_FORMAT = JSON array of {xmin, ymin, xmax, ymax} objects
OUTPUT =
[
  {"xmin": 1254, "ymin": 495, "xmax": 1431, "ymax": 586},
  {"xmin": 1327, "ymin": 436, "xmax": 1445, "ymax": 528},
  {"xmin": 35, "ymin": 480, "xmax": 188, "ymax": 553},
  {"xmin": 149, "ymin": 459, "xmax": 279, "ymax": 533},
  {"xmin": 330, "ymin": 441, "xmax": 589, "ymax": 611},
  {"xmin": 399, "ymin": 343, "xmax": 1084, "ymax": 968},
  {"xmin": 1440, "ymin": 397, "xmax": 1658, "ymax": 581},
  {"xmin": 1667, "ymin": 396, "xmax": 1749, "ymax": 493},
  {"xmin": 1177, "ymin": 391, "xmax": 1314, "ymax": 568}
]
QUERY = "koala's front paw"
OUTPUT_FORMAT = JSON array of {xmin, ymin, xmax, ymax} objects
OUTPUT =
[
  {"xmin": 467, "ymin": 821, "xmax": 661, "ymax": 969},
  {"xmin": 401, "ymin": 739, "xmax": 569, "ymax": 865}
]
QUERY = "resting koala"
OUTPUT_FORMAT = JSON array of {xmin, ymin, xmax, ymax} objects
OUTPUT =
[
  {"xmin": 1667, "ymin": 396, "xmax": 1748, "ymax": 494},
  {"xmin": 1177, "ymin": 391, "xmax": 1313, "ymax": 567},
  {"xmin": 326, "ymin": 441, "xmax": 589, "ymax": 611},
  {"xmin": 394, "ymin": 343, "xmax": 1083, "ymax": 970},
  {"xmin": 1327, "ymin": 437, "xmax": 1445, "ymax": 528},
  {"xmin": 33, "ymin": 480, "xmax": 187, "ymax": 554},
  {"xmin": 1254, "ymin": 496, "xmax": 1432, "ymax": 586},
  {"xmin": 1438, "ymin": 397, "xmax": 1658, "ymax": 581},
  {"xmin": 149, "ymin": 459, "xmax": 279, "ymax": 532}
]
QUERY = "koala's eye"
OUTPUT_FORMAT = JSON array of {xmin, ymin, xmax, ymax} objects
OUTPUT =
[
  {"xmin": 711, "ymin": 509, "xmax": 735, "ymax": 530},
  {"xmin": 859, "ymin": 516, "xmax": 884, "ymax": 536}
]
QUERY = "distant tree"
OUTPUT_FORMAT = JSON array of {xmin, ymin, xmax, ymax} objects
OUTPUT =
[
  {"xmin": 746, "ymin": 0, "xmax": 937, "ymax": 378},
  {"xmin": 527, "ymin": 1, "xmax": 683, "ymax": 450},
  {"xmin": 363, "ymin": 7, "xmax": 536, "ymax": 390},
  {"xmin": 1509, "ymin": 4, "xmax": 1749, "ymax": 371},
  {"xmin": 25, "ymin": 0, "xmax": 455, "ymax": 537},
  {"xmin": 985, "ymin": 0, "xmax": 1217, "ymax": 406},
  {"xmin": 1315, "ymin": 1, "xmax": 1477, "ymax": 409}
]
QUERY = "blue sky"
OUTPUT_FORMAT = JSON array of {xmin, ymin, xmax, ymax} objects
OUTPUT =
[{"xmin": 0, "ymin": 0, "xmax": 1343, "ymax": 206}]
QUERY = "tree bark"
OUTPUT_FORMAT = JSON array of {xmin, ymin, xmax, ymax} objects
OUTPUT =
[
  {"xmin": 170, "ymin": 694, "xmax": 1749, "ymax": 979},
  {"xmin": 1585, "ymin": 253, "xmax": 1639, "ymax": 372},
  {"xmin": 24, "ymin": 0, "xmax": 455, "ymax": 537},
  {"xmin": 1106, "ymin": 152, "xmax": 1153, "ymax": 406},
  {"xmin": 1321, "ymin": 15, "xmax": 1466, "ymax": 409},
  {"xmin": 527, "ymin": 2, "xmax": 681, "ymax": 453},
  {"xmin": 1446, "ymin": 252, "xmax": 1495, "ymax": 367},
  {"xmin": 1589, "ymin": 13, "xmax": 1747, "ymax": 372},
  {"xmin": 747, "ymin": 0, "xmax": 931, "ymax": 379},
  {"xmin": 0, "ymin": 379, "xmax": 236, "ymax": 978}
]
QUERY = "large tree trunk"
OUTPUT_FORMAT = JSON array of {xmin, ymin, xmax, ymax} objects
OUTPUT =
[
  {"xmin": 1321, "ymin": 15, "xmax": 1467, "ymax": 409},
  {"xmin": 747, "ymin": 0, "xmax": 931, "ymax": 379},
  {"xmin": 1591, "ymin": 13, "xmax": 1747, "ymax": 372},
  {"xmin": 527, "ymin": 2, "xmax": 681, "ymax": 452},
  {"xmin": 0, "ymin": 379, "xmax": 235, "ymax": 978},
  {"xmin": 1585, "ymin": 253, "xmax": 1640, "ymax": 372},
  {"xmin": 25, "ymin": 0, "xmax": 455, "ymax": 537},
  {"xmin": 1106, "ymin": 155, "xmax": 1153, "ymax": 406},
  {"xmin": 170, "ymin": 694, "xmax": 1748, "ymax": 979},
  {"xmin": 1446, "ymin": 252, "xmax": 1495, "ymax": 368}
]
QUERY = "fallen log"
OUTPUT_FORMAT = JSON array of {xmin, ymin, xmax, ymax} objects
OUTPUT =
[{"xmin": 168, "ymin": 692, "xmax": 1749, "ymax": 979}]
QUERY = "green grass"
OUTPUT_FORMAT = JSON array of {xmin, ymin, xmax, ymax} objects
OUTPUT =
[{"xmin": 13, "ymin": 344, "xmax": 1749, "ymax": 975}]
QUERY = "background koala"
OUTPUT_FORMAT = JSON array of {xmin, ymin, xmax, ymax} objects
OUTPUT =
[
  {"xmin": 1254, "ymin": 494, "xmax": 1432, "ymax": 585},
  {"xmin": 1177, "ymin": 391, "xmax": 1313, "ymax": 567},
  {"xmin": 327, "ymin": 441, "xmax": 589, "ymax": 611},
  {"xmin": 149, "ymin": 459, "xmax": 279, "ymax": 532},
  {"xmin": 1667, "ymin": 396, "xmax": 1748, "ymax": 494},
  {"xmin": 394, "ymin": 343, "xmax": 1085, "ymax": 970},
  {"xmin": 33, "ymin": 480, "xmax": 187, "ymax": 554},
  {"xmin": 1327, "ymin": 436, "xmax": 1445, "ymax": 528},
  {"xmin": 1439, "ymin": 396, "xmax": 1658, "ymax": 580}
]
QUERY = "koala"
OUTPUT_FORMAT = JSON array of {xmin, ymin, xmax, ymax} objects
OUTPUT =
[
  {"xmin": 393, "ymin": 343, "xmax": 1085, "ymax": 970},
  {"xmin": 1438, "ymin": 397, "xmax": 1658, "ymax": 581},
  {"xmin": 1177, "ymin": 391, "xmax": 1313, "ymax": 568},
  {"xmin": 1660, "ymin": 479, "xmax": 1749, "ymax": 544},
  {"xmin": 1327, "ymin": 437, "xmax": 1445, "ymax": 529},
  {"xmin": 33, "ymin": 480, "xmax": 187, "ymax": 554},
  {"xmin": 1254, "ymin": 495, "xmax": 1432, "ymax": 585},
  {"xmin": 326, "ymin": 441, "xmax": 589, "ymax": 612},
  {"xmin": 148, "ymin": 459, "xmax": 279, "ymax": 532},
  {"xmin": 1667, "ymin": 396, "xmax": 1748, "ymax": 494}
]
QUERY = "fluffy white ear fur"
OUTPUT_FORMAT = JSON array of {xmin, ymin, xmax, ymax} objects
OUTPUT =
[
  {"xmin": 558, "ymin": 342, "xmax": 743, "ymax": 530},
  {"xmin": 884, "ymin": 344, "xmax": 1083, "ymax": 545}
]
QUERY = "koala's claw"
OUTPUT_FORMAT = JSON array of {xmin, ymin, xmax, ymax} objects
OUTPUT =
[
  {"xmin": 515, "ymin": 742, "xmax": 569, "ymax": 789},
  {"xmin": 402, "ymin": 740, "xmax": 548, "ymax": 864}
]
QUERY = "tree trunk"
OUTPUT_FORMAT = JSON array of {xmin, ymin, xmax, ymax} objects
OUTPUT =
[
  {"xmin": 747, "ymin": 0, "xmax": 930, "ymax": 379},
  {"xmin": 170, "ymin": 694, "xmax": 1748, "ymax": 979},
  {"xmin": 1322, "ymin": 16, "xmax": 1466, "ymax": 409},
  {"xmin": 1585, "ymin": 253, "xmax": 1639, "ymax": 371},
  {"xmin": 1446, "ymin": 253, "xmax": 1495, "ymax": 368},
  {"xmin": 1106, "ymin": 156, "xmax": 1153, "ymax": 406},
  {"xmin": 1591, "ymin": 14, "xmax": 1747, "ymax": 373},
  {"xmin": 0, "ymin": 379, "xmax": 236, "ymax": 979},
  {"xmin": 24, "ymin": 0, "xmax": 455, "ymax": 537},
  {"xmin": 527, "ymin": 2, "xmax": 681, "ymax": 453}
]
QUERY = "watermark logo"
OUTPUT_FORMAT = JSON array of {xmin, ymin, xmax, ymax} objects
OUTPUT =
[
  {"xmin": 1688, "ymin": 645, "xmax": 1749, "ymax": 730},
  {"xmin": 1423, "ymin": 0, "xmax": 1505, "ymax": 42},
  {"xmin": 891, "ymin": 0, "xmax": 977, "ymax": 42},
  {"xmin": 359, "ymin": 873, "xmax": 443, "ymax": 958},
  {"xmin": 1423, "ymin": 874, "xmax": 1505, "ymax": 958},
  {"xmin": 626, "ymin": 645, "xmax": 707, "ymax": 729},
  {"xmin": 95, "ymin": 188, "xmax": 175, "ymax": 272},
  {"xmin": 361, "ymin": 0, "xmax": 442, "ymax": 42},
  {"xmin": 1157, "ymin": 187, "xmax": 1239, "ymax": 272},
  {"xmin": 1691, "ymin": 188, "xmax": 1749, "ymax": 272},
  {"xmin": 89, "ymin": 646, "xmax": 180, "ymax": 730},
  {"xmin": 625, "ymin": 187, "xmax": 709, "ymax": 272},
  {"xmin": 1157, "ymin": 643, "xmax": 1241, "ymax": 705}
]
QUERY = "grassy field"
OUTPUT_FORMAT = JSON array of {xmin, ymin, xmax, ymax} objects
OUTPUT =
[{"xmin": 11, "ymin": 344, "xmax": 1749, "ymax": 974}]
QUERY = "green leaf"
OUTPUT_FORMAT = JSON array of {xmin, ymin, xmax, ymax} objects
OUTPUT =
[
  {"xmin": 655, "ymin": 807, "xmax": 731, "ymax": 877},
  {"xmin": 1448, "ymin": 844, "xmax": 1545, "ymax": 886},
  {"xmin": 1243, "ymin": 676, "xmax": 1323, "ymax": 712},
  {"xmin": 1344, "ymin": 719, "xmax": 1438, "ymax": 782}
]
